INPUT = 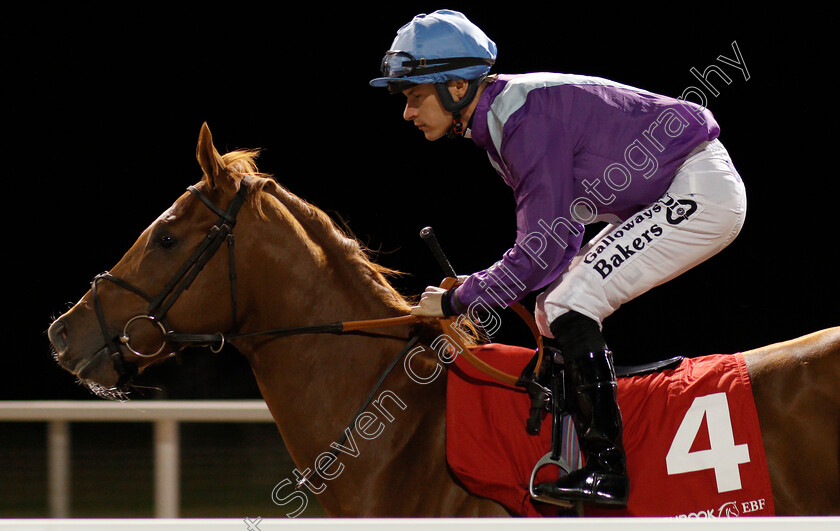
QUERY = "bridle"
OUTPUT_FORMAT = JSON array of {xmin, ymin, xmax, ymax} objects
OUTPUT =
[
  {"xmin": 91, "ymin": 178, "xmax": 250, "ymax": 382},
  {"xmin": 88, "ymin": 177, "xmax": 428, "ymax": 382}
]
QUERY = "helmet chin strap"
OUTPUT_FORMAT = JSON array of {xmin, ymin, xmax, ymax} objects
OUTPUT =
[
  {"xmin": 447, "ymin": 112, "xmax": 466, "ymax": 139},
  {"xmin": 434, "ymin": 76, "xmax": 484, "ymax": 139}
]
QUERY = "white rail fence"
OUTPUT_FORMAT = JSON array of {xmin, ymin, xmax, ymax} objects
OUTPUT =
[
  {"xmin": 0, "ymin": 400, "xmax": 274, "ymax": 518},
  {"xmin": 5, "ymin": 401, "xmax": 840, "ymax": 530}
]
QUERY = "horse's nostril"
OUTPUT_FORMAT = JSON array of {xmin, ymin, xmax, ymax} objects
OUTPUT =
[{"xmin": 48, "ymin": 320, "xmax": 68, "ymax": 353}]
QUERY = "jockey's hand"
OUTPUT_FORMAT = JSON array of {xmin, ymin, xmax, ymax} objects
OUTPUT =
[{"xmin": 410, "ymin": 286, "xmax": 448, "ymax": 317}]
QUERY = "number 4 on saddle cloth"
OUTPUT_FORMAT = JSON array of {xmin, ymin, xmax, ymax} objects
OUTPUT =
[{"xmin": 445, "ymin": 343, "xmax": 775, "ymax": 517}]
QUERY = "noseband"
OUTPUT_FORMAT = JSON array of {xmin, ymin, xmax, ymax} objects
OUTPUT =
[{"xmin": 91, "ymin": 178, "xmax": 251, "ymax": 383}]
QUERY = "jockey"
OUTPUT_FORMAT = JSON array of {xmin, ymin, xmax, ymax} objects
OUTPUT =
[{"xmin": 371, "ymin": 10, "xmax": 746, "ymax": 508}]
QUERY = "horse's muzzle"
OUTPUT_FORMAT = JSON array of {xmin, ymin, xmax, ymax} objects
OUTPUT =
[
  {"xmin": 48, "ymin": 319, "xmax": 73, "ymax": 368},
  {"xmin": 48, "ymin": 319, "xmax": 123, "ymax": 387}
]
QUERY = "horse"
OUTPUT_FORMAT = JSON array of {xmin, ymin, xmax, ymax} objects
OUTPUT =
[{"xmin": 47, "ymin": 123, "xmax": 840, "ymax": 517}]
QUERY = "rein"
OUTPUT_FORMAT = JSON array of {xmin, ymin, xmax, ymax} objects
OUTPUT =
[{"xmin": 168, "ymin": 307, "xmax": 541, "ymax": 389}]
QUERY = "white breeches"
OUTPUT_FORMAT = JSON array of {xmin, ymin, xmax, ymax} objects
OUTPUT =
[{"xmin": 535, "ymin": 139, "xmax": 747, "ymax": 336}]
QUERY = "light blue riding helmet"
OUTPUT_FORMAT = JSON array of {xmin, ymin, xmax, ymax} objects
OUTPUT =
[
  {"xmin": 371, "ymin": 10, "xmax": 497, "ymax": 136},
  {"xmin": 370, "ymin": 10, "xmax": 497, "ymax": 89}
]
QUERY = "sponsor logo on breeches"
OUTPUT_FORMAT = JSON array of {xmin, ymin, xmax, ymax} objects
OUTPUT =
[{"xmin": 584, "ymin": 194, "xmax": 701, "ymax": 281}]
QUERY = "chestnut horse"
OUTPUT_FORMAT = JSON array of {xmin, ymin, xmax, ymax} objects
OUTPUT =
[{"xmin": 48, "ymin": 123, "xmax": 840, "ymax": 516}]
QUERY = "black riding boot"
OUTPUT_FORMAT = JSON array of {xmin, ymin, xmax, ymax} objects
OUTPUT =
[{"xmin": 534, "ymin": 311, "xmax": 629, "ymax": 507}]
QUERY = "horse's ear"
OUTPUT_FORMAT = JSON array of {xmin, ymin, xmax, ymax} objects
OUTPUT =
[{"xmin": 196, "ymin": 122, "xmax": 228, "ymax": 188}]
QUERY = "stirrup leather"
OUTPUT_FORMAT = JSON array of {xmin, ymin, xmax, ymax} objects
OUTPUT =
[{"xmin": 526, "ymin": 347, "xmax": 575, "ymax": 508}]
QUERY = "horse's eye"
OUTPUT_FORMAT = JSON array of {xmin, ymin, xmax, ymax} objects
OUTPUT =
[{"xmin": 157, "ymin": 233, "xmax": 178, "ymax": 249}]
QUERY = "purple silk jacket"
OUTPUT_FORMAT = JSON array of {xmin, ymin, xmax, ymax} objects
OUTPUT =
[{"xmin": 452, "ymin": 72, "xmax": 720, "ymax": 311}]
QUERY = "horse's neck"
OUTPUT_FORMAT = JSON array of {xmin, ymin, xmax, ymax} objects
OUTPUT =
[
  {"xmin": 240, "ymin": 186, "xmax": 408, "ymax": 331},
  {"xmin": 244, "ymin": 305, "xmax": 448, "ymax": 515},
  {"xmin": 231, "ymin": 203, "xmax": 452, "ymax": 514},
  {"xmin": 234, "ymin": 201, "xmax": 414, "ymax": 396}
]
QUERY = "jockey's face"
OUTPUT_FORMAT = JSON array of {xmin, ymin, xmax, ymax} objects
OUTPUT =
[{"xmin": 402, "ymin": 83, "xmax": 456, "ymax": 141}]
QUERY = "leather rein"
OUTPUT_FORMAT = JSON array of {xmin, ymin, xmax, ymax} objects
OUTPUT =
[{"xmin": 90, "ymin": 177, "xmax": 544, "ymax": 390}]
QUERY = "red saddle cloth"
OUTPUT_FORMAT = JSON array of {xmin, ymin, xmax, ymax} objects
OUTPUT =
[{"xmin": 445, "ymin": 343, "xmax": 775, "ymax": 517}]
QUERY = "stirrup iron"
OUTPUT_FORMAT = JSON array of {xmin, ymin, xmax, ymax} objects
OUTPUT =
[{"xmin": 528, "ymin": 448, "xmax": 574, "ymax": 508}]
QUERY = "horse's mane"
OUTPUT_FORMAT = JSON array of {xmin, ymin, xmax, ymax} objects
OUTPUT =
[
  {"xmin": 217, "ymin": 149, "xmax": 482, "ymax": 348},
  {"xmin": 220, "ymin": 149, "xmax": 413, "ymax": 315}
]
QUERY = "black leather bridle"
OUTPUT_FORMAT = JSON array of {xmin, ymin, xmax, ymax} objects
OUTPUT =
[
  {"xmin": 89, "ymin": 176, "xmax": 416, "ymax": 387},
  {"xmin": 90, "ymin": 178, "xmax": 251, "ymax": 382}
]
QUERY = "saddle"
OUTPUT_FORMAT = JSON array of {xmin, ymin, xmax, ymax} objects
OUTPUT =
[{"xmin": 616, "ymin": 356, "xmax": 685, "ymax": 378}]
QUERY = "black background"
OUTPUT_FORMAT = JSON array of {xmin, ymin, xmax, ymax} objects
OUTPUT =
[{"xmin": 6, "ymin": 4, "xmax": 837, "ymax": 400}]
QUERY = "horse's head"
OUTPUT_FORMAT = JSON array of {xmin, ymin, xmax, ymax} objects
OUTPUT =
[{"xmin": 48, "ymin": 123, "xmax": 261, "ymax": 398}]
